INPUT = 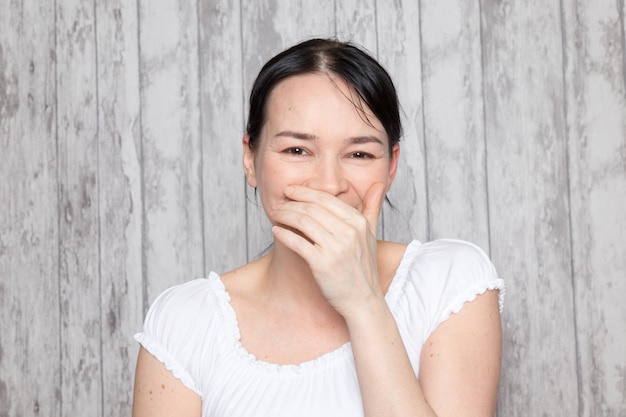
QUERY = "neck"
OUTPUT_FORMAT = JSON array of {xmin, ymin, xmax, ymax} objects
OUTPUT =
[{"xmin": 261, "ymin": 241, "xmax": 334, "ymax": 312}]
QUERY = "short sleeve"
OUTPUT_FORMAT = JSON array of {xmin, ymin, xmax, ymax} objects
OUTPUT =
[
  {"xmin": 389, "ymin": 239, "xmax": 504, "ymax": 348},
  {"xmin": 134, "ymin": 278, "xmax": 217, "ymax": 396},
  {"xmin": 421, "ymin": 239, "xmax": 504, "ymax": 336}
]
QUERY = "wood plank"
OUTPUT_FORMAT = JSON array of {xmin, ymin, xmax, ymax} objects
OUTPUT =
[
  {"xmin": 240, "ymin": 0, "xmax": 335, "ymax": 261},
  {"xmin": 562, "ymin": 1, "xmax": 626, "ymax": 415},
  {"xmin": 138, "ymin": 0, "xmax": 205, "ymax": 301},
  {"xmin": 480, "ymin": 1, "xmax": 579, "ymax": 415},
  {"xmin": 417, "ymin": 0, "xmax": 489, "ymax": 249},
  {"xmin": 334, "ymin": 0, "xmax": 377, "ymax": 51},
  {"xmin": 375, "ymin": 0, "xmax": 428, "ymax": 243},
  {"xmin": 198, "ymin": 0, "xmax": 247, "ymax": 273},
  {"xmin": 94, "ymin": 2, "xmax": 144, "ymax": 416},
  {"xmin": 55, "ymin": 0, "xmax": 102, "ymax": 414},
  {"xmin": 0, "ymin": 1, "xmax": 60, "ymax": 416}
]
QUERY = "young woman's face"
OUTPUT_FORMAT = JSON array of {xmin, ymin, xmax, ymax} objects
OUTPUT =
[{"xmin": 243, "ymin": 72, "xmax": 399, "ymax": 226}]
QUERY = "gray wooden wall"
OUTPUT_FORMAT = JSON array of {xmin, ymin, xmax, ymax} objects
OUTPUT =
[{"xmin": 1, "ymin": 0, "xmax": 625, "ymax": 416}]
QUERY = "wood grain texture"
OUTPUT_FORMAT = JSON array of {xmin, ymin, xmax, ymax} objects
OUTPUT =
[
  {"xmin": 335, "ymin": 0, "xmax": 377, "ymax": 51},
  {"xmin": 376, "ymin": 0, "xmax": 429, "ymax": 243},
  {"xmin": 0, "ymin": 1, "xmax": 60, "ymax": 416},
  {"xmin": 1, "ymin": 2, "xmax": 625, "ymax": 416},
  {"xmin": 199, "ymin": 0, "xmax": 247, "ymax": 274},
  {"xmin": 562, "ymin": 1, "xmax": 626, "ymax": 415},
  {"xmin": 419, "ymin": 0, "xmax": 490, "ymax": 249},
  {"xmin": 480, "ymin": 1, "xmax": 579, "ymax": 415},
  {"xmin": 138, "ymin": 0, "xmax": 205, "ymax": 301},
  {"xmin": 55, "ymin": 0, "xmax": 102, "ymax": 415},
  {"xmin": 94, "ymin": 2, "xmax": 144, "ymax": 416}
]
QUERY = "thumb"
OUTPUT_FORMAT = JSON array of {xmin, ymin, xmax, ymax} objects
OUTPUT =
[{"xmin": 362, "ymin": 182, "xmax": 386, "ymax": 236}]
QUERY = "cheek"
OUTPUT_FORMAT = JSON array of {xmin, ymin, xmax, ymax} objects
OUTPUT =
[{"xmin": 254, "ymin": 160, "xmax": 294, "ymax": 208}]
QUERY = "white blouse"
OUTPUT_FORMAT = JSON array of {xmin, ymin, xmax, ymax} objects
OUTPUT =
[{"xmin": 135, "ymin": 239, "xmax": 505, "ymax": 417}]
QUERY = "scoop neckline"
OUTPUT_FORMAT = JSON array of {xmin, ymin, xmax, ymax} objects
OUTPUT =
[{"xmin": 210, "ymin": 239, "xmax": 421, "ymax": 374}]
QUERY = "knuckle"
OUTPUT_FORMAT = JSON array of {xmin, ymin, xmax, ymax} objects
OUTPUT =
[{"xmin": 355, "ymin": 216, "xmax": 368, "ymax": 231}]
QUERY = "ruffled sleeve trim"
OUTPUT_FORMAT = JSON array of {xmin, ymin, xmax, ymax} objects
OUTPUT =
[
  {"xmin": 441, "ymin": 277, "xmax": 505, "ymax": 319},
  {"xmin": 134, "ymin": 332, "xmax": 201, "ymax": 396}
]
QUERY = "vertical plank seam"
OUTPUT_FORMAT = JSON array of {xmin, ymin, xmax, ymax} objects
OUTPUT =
[
  {"xmin": 617, "ymin": 0, "xmax": 626, "ymax": 102},
  {"xmin": 239, "ymin": 0, "xmax": 250, "ymax": 262},
  {"xmin": 53, "ymin": 1, "xmax": 64, "ymax": 415},
  {"xmin": 558, "ymin": 1, "xmax": 583, "ymax": 415},
  {"xmin": 333, "ymin": 0, "xmax": 337, "ymax": 38},
  {"xmin": 91, "ymin": 0, "xmax": 105, "ymax": 415},
  {"xmin": 195, "ymin": 0, "xmax": 207, "ymax": 277},
  {"xmin": 476, "ymin": 0, "xmax": 492, "ymax": 257},
  {"xmin": 135, "ymin": 0, "xmax": 148, "ymax": 314},
  {"xmin": 373, "ymin": 1, "xmax": 379, "ymax": 58},
  {"xmin": 416, "ymin": 0, "xmax": 431, "ymax": 241}
]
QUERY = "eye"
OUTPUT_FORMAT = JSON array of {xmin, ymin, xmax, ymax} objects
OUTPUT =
[
  {"xmin": 283, "ymin": 147, "xmax": 308, "ymax": 155},
  {"xmin": 349, "ymin": 151, "xmax": 374, "ymax": 159}
]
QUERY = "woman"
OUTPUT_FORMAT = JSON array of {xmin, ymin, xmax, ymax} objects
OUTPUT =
[{"xmin": 132, "ymin": 38, "xmax": 504, "ymax": 417}]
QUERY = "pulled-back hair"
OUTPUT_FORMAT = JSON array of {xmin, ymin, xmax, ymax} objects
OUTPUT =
[{"xmin": 246, "ymin": 38, "xmax": 402, "ymax": 153}]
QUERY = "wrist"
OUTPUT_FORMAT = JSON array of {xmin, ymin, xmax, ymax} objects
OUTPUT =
[{"xmin": 341, "ymin": 293, "xmax": 392, "ymax": 333}]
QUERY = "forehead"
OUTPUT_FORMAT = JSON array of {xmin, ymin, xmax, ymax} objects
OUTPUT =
[{"xmin": 264, "ymin": 73, "xmax": 386, "ymax": 135}]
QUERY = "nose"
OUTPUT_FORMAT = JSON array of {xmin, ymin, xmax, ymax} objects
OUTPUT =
[{"xmin": 303, "ymin": 156, "xmax": 349, "ymax": 196}]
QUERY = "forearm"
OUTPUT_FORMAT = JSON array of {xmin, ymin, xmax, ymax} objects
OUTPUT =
[{"xmin": 346, "ymin": 297, "xmax": 437, "ymax": 417}]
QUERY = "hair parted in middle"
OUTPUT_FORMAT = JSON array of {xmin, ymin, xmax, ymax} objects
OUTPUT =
[{"xmin": 245, "ymin": 38, "xmax": 402, "ymax": 154}]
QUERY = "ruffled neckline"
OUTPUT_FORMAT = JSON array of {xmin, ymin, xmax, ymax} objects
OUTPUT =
[{"xmin": 208, "ymin": 240, "xmax": 422, "ymax": 374}]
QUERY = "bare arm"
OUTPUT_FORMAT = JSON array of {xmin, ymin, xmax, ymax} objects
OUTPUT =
[
  {"xmin": 345, "ymin": 296, "xmax": 437, "ymax": 417},
  {"xmin": 132, "ymin": 347, "xmax": 202, "ymax": 417},
  {"xmin": 419, "ymin": 290, "xmax": 502, "ymax": 416},
  {"xmin": 346, "ymin": 290, "xmax": 501, "ymax": 417}
]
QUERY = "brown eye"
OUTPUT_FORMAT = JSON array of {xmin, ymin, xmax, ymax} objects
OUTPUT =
[
  {"xmin": 284, "ymin": 147, "xmax": 308, "ymax": 155},
  {"xmin": 350, "ymin": 151, "xmax": 373, "ymax": 159}
]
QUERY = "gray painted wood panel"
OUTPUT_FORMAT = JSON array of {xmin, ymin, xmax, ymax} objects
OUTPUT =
[
  {"xmin": 481, "ymin": 1, "xmax": 579, "ymax": 415},
  {"xmin": 55, "ymin": 1, "xmax": 103, "ymax": 415},
  {"xmin": 563, "ymin": 1, "xmax": 626, "ymax": 415},
  {"xmin": 138, "ymin": 0, "xmax": 205, "ymax": 300},
  {"xmin": 94, "ymin": 2, "xmax": 144, "ymax": 416},
  {"xmin": 0, "ymin": 2, "xmax": 60, "ymax": 416},
  {"xmin": 1, "ymin": 1, "xmax": 624, "ymax": 416},
  {"xmin": 199, "ymin": 0, "xmax": 247, "ymax": 274},
  {"xmin": 420, "ymin": 0, "xmax": 490, "ymax": 249}
]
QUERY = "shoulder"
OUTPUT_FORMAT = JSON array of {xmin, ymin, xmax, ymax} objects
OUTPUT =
[
  {"xmin": 426, "ymin": 239, "xmax": 494, "ymax": 269},
  {"xmin": 137, "ymin": 275, "xmax": 229, "ymax": 351},
  {"xmin": 144, "ymin": 277, "xmax": 221, "ymax": 327},
  {"xmin": 402, "ymin": 239, "xmax": 499, "ymax": 282},
  {"xmin": 136, "ymin": 275, "xmax": 229, "ymax": 368},
  {"xmin": 134, "ymin": 275, "xmax": 228, "ymax": 396},
  {"xmin": 392, "ymin": 239, "xmax": 504, "ymax": 331}
]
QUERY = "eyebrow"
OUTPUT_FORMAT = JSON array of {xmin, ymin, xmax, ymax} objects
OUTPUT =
[
  {"xmin": 275, "ymin": 130, "xmax": 384, "ymax": 145},
  {"xmin": 275, "ymin": 130, "xmax": 317, "ymax": 140}
]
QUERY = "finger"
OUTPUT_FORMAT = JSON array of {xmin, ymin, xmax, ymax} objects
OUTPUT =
[
  {"xmin": 361, "ymin": 182, "xmax": 386, "ymax": 236},
  {"xmin": 272, "ymin": 225, "xmax": 320, "ymax": 262},
  {"xmin": 283, "ymin": 185, "xmax": 356, "ymax": 220},
  {"xmin": 272, "ymin": 201, "xmax": 337, "ymax": 245}
]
